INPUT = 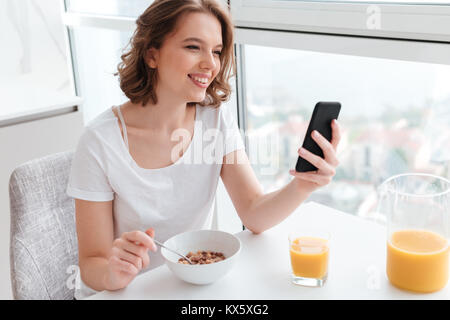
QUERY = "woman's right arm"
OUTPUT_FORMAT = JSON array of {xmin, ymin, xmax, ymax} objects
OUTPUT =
[{"xmin": 75, "ymin": 199, "xmax": 157, "ymax": 291}]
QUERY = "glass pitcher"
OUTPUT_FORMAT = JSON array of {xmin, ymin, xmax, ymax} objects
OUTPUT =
[{"xmin": 378, "ymin": 173, "xmax": 450, "ymax": 293}]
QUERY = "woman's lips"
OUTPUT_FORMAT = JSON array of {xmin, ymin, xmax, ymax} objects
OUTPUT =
[{"xmin": 188, "ymin": 75, "xmax": 209, "ymax": 88}]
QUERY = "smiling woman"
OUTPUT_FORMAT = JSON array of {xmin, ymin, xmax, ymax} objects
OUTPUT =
[
  {"xmin": 115, "ymin": 0, "xmax": 235, "ymax": 108},
  {"xmin": 66, "ymin": 0, "xmax": 246, "ymax": 301}
]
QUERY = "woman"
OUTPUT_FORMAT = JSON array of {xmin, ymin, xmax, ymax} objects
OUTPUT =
[{"xmin": 67, "ymin": 0, "xmax": 341, "ymax": 299}]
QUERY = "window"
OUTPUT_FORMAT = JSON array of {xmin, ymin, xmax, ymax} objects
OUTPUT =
[
  {"xmin": 237, "ymin": 29, "xmax": 450, "ymax": 223},
  {"xmin": 0, "ymin": 0, "xmax": 77, "ymax": 126},
  {"xmin": 230, "ymin": 0, "xmax": 450, "ymax": 42},
  {"xmin": 67, "ymin": 26, "xmax": 132, "ymax": 123},
  {"xmin": 63, "ymin": 0, "xmax": 151, "ymax": 123}
]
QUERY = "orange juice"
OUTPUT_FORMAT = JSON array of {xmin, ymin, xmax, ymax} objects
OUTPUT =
[
  {"xmin": 290, "ymin": 236, "xmax": 329, "ymax": 279},
  {"xmin": 387, "ymin": 229, "xmax": 450, "ymax": 293}
]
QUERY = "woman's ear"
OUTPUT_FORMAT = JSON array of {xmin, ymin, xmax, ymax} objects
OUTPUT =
[{"xmin": 146, "ymin": 48, "xmax": 159, "ymax": 69}]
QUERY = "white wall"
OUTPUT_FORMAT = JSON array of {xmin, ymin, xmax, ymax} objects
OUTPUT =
[{"xmin": 0, "ymin": 110, "xmax": 84, "ymax": 299}]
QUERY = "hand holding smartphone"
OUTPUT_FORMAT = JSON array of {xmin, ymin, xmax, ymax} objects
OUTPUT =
[{"xmin": 295, "ymin": 102, "xmax": 341, "ymax": 172}]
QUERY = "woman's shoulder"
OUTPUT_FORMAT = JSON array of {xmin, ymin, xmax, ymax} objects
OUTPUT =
[
  {"xmin": 198, "ymin": 104, "xmax": 234, "ymax": 123},
  {"xmin": 77, "ymin": 106, "xmax": 118, "ymax": 144},
  {"xmin": 85, "ymin": 106, "xmax": 117, "ymax": 130},
  {"xmin": 197, "ymin": 104, "xmax": 239, "ymax": 134}
]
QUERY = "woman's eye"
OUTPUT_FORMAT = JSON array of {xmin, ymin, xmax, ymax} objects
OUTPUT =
[{"xmin": 186, "ymin": 45, "xmax": 221, "ymax": 56}]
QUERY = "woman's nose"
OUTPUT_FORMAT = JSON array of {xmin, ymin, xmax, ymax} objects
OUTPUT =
[{"xmin": 199, "ymin": 52, "xmax": 217, "ymax": 70}]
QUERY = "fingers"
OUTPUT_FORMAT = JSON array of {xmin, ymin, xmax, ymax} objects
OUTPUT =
[
  {"xmin": 298, "ymin": 147, "xmax": 335, "ymax": 176},
  {"xmin": 292, "ymin": 121, "xmax": 341, "ymax": 188},
  {"xmin": 112, "ymin": 239, "xmax": 151, "ymax": 269},
  {"xmin": 310, "ymin": 129, "xmax": 339, "ymax": 167},
  {"xmin": 109, "ymin": 255, "xmax": 139, "ymax": 275},
  {"xmin": 115, "ymin": 238, "xmax": 150, "ymax": 268},
  {"xmin": 330, "ymin": 119, "xmax": 341, "ymax": 151},
  {"xmin": 123, "ymin": 230, "xmax": 157, "ymax": 252},
  {"xmin": 111, "ymin": 229, "xmax": 157, "ymax": 273},
  {"xmin": 113, "ymin": 246, "xmax": 143, "ymax": 270},
  {"xmin": 145, "ymin": 228, "xmax": 155, "ymax": 239}
]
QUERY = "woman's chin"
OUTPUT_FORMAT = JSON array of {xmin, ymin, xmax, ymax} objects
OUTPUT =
[{"xmin": 188, "ymin": 95, "xmax": 206, "ymax": 103}]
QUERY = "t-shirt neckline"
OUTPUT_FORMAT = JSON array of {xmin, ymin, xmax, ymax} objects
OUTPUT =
[{"xmin": 111, "ymin": 104, "xmax": 199, "ymax": 172}]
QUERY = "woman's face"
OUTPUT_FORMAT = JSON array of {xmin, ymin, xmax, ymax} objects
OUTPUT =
[{"xmin": 147, "ymin": 12, "xmax": 223, "ymax": 104}]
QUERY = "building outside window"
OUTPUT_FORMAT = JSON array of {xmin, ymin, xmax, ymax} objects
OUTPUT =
[{"xmin": 243, "ymin": 44, "xmax": 450, "ymax": 223}]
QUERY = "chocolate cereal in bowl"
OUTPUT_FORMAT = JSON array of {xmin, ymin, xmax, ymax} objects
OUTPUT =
[
  {"xmin": 178, "ymin": 250, "xmax": 226, "ymax": 264},
  {"xmin": 161, "ymin": 230, "xmax": 241, "ymax": 285}
]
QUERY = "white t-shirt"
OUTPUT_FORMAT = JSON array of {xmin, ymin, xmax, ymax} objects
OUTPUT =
[{"xmin": 66, "ymin": 103, "xmax": 245, "ymax": 299}]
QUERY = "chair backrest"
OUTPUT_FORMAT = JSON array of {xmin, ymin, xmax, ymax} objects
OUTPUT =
[{"xmin": 9, "ymin": 150, "xmax": 78, "ymax": 300}]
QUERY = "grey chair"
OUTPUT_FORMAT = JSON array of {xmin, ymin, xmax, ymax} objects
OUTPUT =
[{"xmin": 9, "ymin": 150, "xmax": 78, "ymax": 300}]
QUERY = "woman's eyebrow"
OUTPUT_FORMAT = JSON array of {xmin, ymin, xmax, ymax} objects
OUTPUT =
[{"xmin": 182, "ymin": 37, "xmax": 223, "ymax": 48}]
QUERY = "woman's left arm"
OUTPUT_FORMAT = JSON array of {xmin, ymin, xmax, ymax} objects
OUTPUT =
[{"xmin": 220, "ymin": 120, "xmax": 341, "ymax": 234}]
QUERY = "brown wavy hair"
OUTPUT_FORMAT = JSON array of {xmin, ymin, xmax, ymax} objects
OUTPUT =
[{"xmin": 115, "ymin": 0, "xmax": 235, "ymax": 108}]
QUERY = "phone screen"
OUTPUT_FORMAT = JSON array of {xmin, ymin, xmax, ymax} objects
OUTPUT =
[{"xmin": 295, "ymin": 102, "xmax": 341, "ymax": 172}]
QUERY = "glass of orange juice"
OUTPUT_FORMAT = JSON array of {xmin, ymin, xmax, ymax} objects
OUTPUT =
[
  {"xmin": 288, "ymin": 229, "xmax": 330, "ymax": 287},
  {"xmin": 378, "ymin": 173, "xmax": 450, "ymax": 293}
]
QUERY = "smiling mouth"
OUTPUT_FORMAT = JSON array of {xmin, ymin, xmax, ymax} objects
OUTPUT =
[{"xmin": 188, "ymin": 75, "xmax": 209, "ymax": 88}]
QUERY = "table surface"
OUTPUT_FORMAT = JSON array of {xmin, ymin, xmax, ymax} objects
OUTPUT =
[{"xmin": 88, "ymin": 201, "xmax": 450, "ymax": 300}]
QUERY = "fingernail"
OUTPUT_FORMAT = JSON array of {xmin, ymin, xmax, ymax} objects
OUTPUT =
[
  {"xmin": 299, "ymin": 147, "xmax": 306, "ymax": 155},
  {"xmin": 312, "ymin": 130, "xmax": 319, "ymax": 137}
]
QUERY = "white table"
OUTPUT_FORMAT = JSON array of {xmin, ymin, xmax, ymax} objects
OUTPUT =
[{"xmin": 88, "ymin": 202, "xmax": 450, "ymax": 300}]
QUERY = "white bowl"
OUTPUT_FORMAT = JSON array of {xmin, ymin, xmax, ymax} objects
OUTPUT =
[{"xmin": 161, "ymin": 230, "xmax": 241, "ymax": 285}]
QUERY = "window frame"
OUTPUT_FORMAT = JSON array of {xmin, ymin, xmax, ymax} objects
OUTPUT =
[
  {"xmin": 230, "ymin": 0, "xmax": 450, "ymax": 43},
  {"xmin": 0, "ymin": 0, "xmax": 80, "ymax": 127},
  {"xmin": 234, "ymin": 27, "xmax": 450, "ymax": 66}
]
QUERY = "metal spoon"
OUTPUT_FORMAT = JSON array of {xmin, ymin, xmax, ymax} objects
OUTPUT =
[{"xmin": 152, "ymin": 238, "xmax": 194, "ymax": 265}]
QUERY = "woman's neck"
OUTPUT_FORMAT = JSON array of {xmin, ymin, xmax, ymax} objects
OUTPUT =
[{"xmin": 123, "ymin": 100, "xmax": 195, "ymax": 134}]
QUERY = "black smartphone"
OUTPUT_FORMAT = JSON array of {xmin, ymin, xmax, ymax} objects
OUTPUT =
[{"xmin": 295, "ymin": 102, "xmax": 341, "ymax": 172}]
